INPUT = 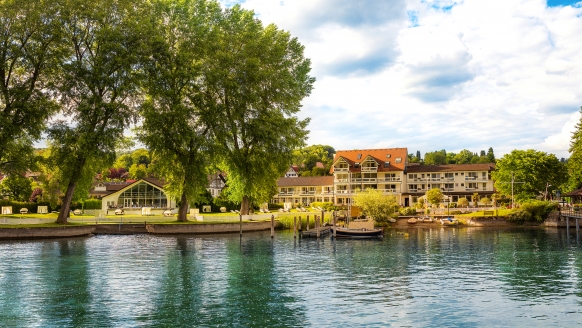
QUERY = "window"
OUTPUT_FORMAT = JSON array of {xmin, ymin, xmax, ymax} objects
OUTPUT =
[
  {"xmin": 386, "ymin": 154, "xmax": 391, "ymax": 158},
  {"xmin": 357, "ymin": 153, "xmax": 362, "ymax": 160},
  {"xmin": 384, "ymin": 161, "xmax": 390, "ymax": 168},
  {"xmin": 354, "ymin": 162, "xmax": 360, "ymax": 168},
  {"xmin": 461, "ymin": 183, "xmax": 465, "ymax": 187},
  {"xmin": 395, "ymin": 157, "xmax": 402, "ymax": 163},
  {"xmin": 483, "ymin": 183, "xmax": 487, "ymax": 189},
  {"xmin": 455, "ymin": 172, "xmax": 458, "ymax": 175},
  {"xmin": 117, "ymin": 182, "xmax": 168, "ymax": 208}
]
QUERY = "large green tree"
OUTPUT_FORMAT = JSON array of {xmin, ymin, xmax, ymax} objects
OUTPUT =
[
  {"xmin": 0, "ymin": 173, "xmax": 32, "ymax": 201},
  {"xmin": 292, "ymin": 144, "xmax": 335, "ymax": 176},
  {"xmin": 199, "ymin": 5, "xmax": 314, "ymax": 215},
  {"xmin": 137, "ymin": 0, "xmax": 220, "ymax": 221},
  {"xmin": 353, "ymin": 188, "xmax": 398, "ymax": 223},
  {"xmin": 424, "ymin": 150, "xmax": 446, "ymax": 165},
  {"xmin": 0, "ymin": 0, "xmax": 62, "ymax": 173},
  {"xmin": 492, "ymin": 149, "xmax": 568, "ymax": 202},
  {"xmin": 48, "ymin": 0, "xmax": 147, "ymax": 223},
  {"xmin": 567, "ymin": 107, "xmax": 582, "ymax": 191}
]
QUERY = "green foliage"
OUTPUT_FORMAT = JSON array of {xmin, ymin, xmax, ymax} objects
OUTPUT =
[
  {"xmin": 292, "ymin": 145, "xmax": 335, "ymax": 176},
  {"xmin": 492, "ymin": 149, "xmax": 568, "ymax": 201},
  {"xmin": 480, "ymin": 197, "xmax": 492, "ymax": 205},
  {"xmin": 310, "ymin": 202, "xmax": 336, "ymax": 211},
  {"xmin": 457, "ymin": 198, "xmax": 469, "ymax": 207},
  {"xmin": 426, "ymin": 188, "xmax": 444, "ymax": 205},
  {"xmin": 200, "ymin": 5, "xmax": 314, "ymax": 214},
  {"xmin": 506, "ymin": 200, "xmax": 558, "ymax": 223},
  {"xmin": 353, "ymin": 189, "xmax": 399, "ymax": 223},
  {"xmin": 454, "ymin": 149, "xmax": 477, "ymax": 164},
  {"xmin": 0, "ymin": 200, "xmax": 53, "ymax": 214},
  {"xmin": 129, "ymin": 164, "xmax": 148, "ymax": 180},
  {"xmin": 424, "ymin": 150, "xmax": 447, "ymax": 165},
  {"xmin": 0, "ymin": 0, "xmax": 62, "ymax": 174},
  {"xmin": 399, "ymin": 207, "xmax": 417, "ymax": 215},
  {"xmin": 0, "ymin": 174, "xmax": 32, "ymax": 202},
  {"xmin": 567, "ymin": 107, "xmax": 582, "ymax": 190}
]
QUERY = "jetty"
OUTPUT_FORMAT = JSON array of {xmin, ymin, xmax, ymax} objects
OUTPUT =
[{"xmin": 301, "ymin": 226, "xmax": 331, "ymax": 238}]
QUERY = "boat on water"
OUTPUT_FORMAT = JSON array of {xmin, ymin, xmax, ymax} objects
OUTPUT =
[
  {"xmin": 440, "ymin": 217, "xmax": 459, "ymax": 226},
  {"xmin": 407, "ymin": 218, "xmax": 418, "ymax": 224},
  {"xmin": 334, "ymin": 227, "xmax": 383, "ymax": 238}
]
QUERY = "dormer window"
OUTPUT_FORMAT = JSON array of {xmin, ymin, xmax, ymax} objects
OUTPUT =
[
  {"xmin": 354, "ymin": 162, "xmax": 360, "ymax": 168},
  {"xmin": 395, "ymin": 157, "xmax": 402, "ymax": 163},
  {"xmin": 357, "ymin": 154, "xmax": 362, "ymax": 160},
  {"xmin": 384, "ymin": 161, "xmax": 390, "ymax": 168},
  {"xmin": 386, "ymin": 154, "xmax": 391, "ymax": 158}
]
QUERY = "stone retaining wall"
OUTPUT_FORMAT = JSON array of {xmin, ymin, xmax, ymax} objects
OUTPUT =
[
  {"xmin": 0, "ymin": 226, "xmax": 96, "ymax": 239},
  {"xmin": 146, "ymin": 221, "xmax": 273, "ymax": 234}
]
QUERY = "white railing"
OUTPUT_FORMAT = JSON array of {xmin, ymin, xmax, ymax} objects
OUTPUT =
[
  {"xmin": 334, "ymin": 167, "xmax": 349, "ymax": 172},
  {"xmin": 335, "ymin": 179, "xmax": 349, "ymax": 183},
  {"xmin": 381, "ymin": 177, "xmax": 401, "ymax": 182},
  {"xmin": 441, "ymin": 188, "xmax": 454, "ymax": 192},
  {"xmin": 361, "ymin": 166, "xmax": 377, "ymax": 172},
  {"xmin": 361, "ymin": 178, "xmax": 377, "ymax": 183},
  {"xmin": 381, "ymin": 189, "xmax": 397, "ymax": 194}
]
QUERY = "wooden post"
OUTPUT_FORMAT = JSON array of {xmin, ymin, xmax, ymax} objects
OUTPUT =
[
  {"xmin": 271, "ymin": 215, "xmax": 275, "ymax": 238},
  {"xmin": 316, "ymin": 216, "xmax": 320, "ymax": 238},
  {"xmin": 307, "ymin": 215, "xmax": 310, "ymax": 231},
  {"xmin": 333, "ymin": 211, "xmax": 337, "ymax": 237},
  {"xmin": 577, "ymin": 218, "xmax": 580, "ymax": 232},
  {"xmin": 239, "ymin": 213, "xmax": 242, "ymax": 237},
  {"xmin": 567, "ymin": 216, "xmax": 570, "ymax": 234},
  {"xmin": 321, "ymin": 210, "xmax": 325, "ymax": 225},
  {"xmin": 293, "ymin": 216, "xmax": 297, "ymax": 238}
]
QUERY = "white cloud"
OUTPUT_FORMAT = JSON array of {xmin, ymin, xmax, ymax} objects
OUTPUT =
[{"xmin": 221, "ymin": 0, "xmax": 582, "ymax": 158}]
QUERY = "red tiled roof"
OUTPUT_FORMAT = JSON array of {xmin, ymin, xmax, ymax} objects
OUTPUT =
[
  {"xmin": 277, "ymin": 176, "xmax": 334, "ymax": 187},
  {"xmin": 331, "ymin": 148, "xmax": 408, "ymax": 173},
  {"xmin": 405, "ymin": 163, "xmax": 495, "ymax": 173}
]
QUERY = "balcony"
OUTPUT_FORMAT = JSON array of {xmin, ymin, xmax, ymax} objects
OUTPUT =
[
  {"xmin": 361, "ymin": 166, "xmax": 377, "ymax": 172},
  {"xmin": 299, "ymin": 190, "xmax": 316, "ymax": 195},
  {"xmin": 335, "ymin": 190, "xmax": 353, "ymax": 194},
  {"xmin": 408, "ymin": 188, "xmax": 425, "ymax": 192},
  {"xmin": 361, "ymin": 178, "xmax": 377, "ymax": 183},
  {"xmin": 334, "ymin": 178, "xmax": 349, "ymax": 183},
  {"xmin": 380, "ymin": 189, "xmax": 398, "ymax": 194},
  {"xmin": 465, "ymin": 187, "xmax": 477, "ymax": 191},
  {"xmin": 334, "ymin": 167, "xmax": 349, "ymax": 172},
  {"xmin": 441, "ymin": 188, "xmax": 454, "ymax": 192},
  {"xmin": 381, "ymin": 177, "xmax": 401, "ymax": 182}
]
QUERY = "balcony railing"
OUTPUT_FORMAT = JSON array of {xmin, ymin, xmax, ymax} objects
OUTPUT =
[
  {"xmin": 361, "ymin": 166, "xmax": 377, "ymax": 172},
  {"xmin": 335, "ymin": 178, "xmax": 349, "ymax": 183},
  {"xmin": 335, "ymin": 190, "xmax": 353, "ymax": 194},
  {"xmin": 299, "ymin": 191, "xmax": 316, "ymax": 195},
  {"xmin": 361, "ymin": 178, "xmax": 377, "ymax": 183},
  {"xmin": 334, "ymin": 167, "xmax": 349, "ymax": 172},
  {"xmin": 380, "ymin": 189, "xmax": 398, "ymax": 194},
  {"xmin": 441, "ymin": 188, "xmax": 454, "ymax": 192},
  {"xmin": 408, "ymin": 188, "xmax": 425, "ymax": 192},
  {"xmin": 380, "ymin": 177, "xmax": 401, "ymax": 182}
]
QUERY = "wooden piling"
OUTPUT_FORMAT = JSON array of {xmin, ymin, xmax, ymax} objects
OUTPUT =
[
  {"xmin": 293, "ymin": 216, "xmax": 297, "ymax": 238},
  {"xmin": 307, "ymin": 215, "xmax": 310, "ymax": 230},
  {"xmin": 271, "ymin": 215, "xmax": 275, "ymax": 238},
  {"xmin": 577, "ymin": 218, "xmax": 580, "ymax": 232},
  {"xmin": 239, "ymin": 213, "xmax": 242, "ymax": 237},
  {"xmin": 316, "ymin": 216, "xmax": 320, "ymax": 238},
  {"xmin": 333, "ymin": 211, "xmax": 337, "ymax": 237}
]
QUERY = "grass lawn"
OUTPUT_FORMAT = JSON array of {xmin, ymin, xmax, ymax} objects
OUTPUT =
[{"xmin": 455, "ymin": 209, "xmax": 514, "ymax": 217}]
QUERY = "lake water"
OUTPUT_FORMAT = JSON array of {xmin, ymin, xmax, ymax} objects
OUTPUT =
[{"xmin": 1, "ymin": 227, "xmax": 581, "ymax": 327}]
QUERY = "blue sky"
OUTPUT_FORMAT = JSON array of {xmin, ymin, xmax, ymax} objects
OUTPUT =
[{"xmin": 227, "ymin": 0, "xmax": 582, "ymax": 158}]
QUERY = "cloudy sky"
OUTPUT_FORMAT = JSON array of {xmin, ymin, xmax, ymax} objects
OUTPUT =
[{"xmin": 221, "ymin": 0, "xmax": 582, "ymax": 159}]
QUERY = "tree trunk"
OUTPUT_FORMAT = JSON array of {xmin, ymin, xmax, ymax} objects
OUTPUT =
[
  {"xmin": 240, "ymin": 195, "xmax": 250, "ymax": 215},
  {"xmin": 177, "ymin": 191, "xmax": 189, "ymax": 222},
  {"xmin": 56, "ymin": 181, "xmax": 76, "ymax": 224}
]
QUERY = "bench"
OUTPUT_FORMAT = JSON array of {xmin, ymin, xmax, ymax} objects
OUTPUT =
[{"xmin": 483, "ymin": 210, "xmax": 495, "ymax": 216}]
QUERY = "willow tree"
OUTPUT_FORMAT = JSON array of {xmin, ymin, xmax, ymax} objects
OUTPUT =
[
  {"xmin": 0, "ymin": 0, "xmax": 62, "ymax": 173},
  {"xmin": 199, "ymin": 5, "xmax": 314, "ymax": 214},
  {"xmin": 137, "ymin": 0, "xmax": 221, "ymax": 222},
  {"xmin": 49, "ymin": 0, "xmax": 147, "ymax": 223}
]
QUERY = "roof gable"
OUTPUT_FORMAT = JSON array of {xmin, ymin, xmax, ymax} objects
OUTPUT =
[{"xmin": 331, "ymin": 148, "xmax": 408, "ymax": 173}]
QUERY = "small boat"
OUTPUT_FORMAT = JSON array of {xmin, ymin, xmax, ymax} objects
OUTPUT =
[
  {"xmin": 407, "ymin": 218, "xmax": 417, "ymax": 224},
  {"xmin": 440, "ymin": 217, "xmax": 459, "ymax": 226},
  {"xmin": 388, "ymin": 218, "xmax": 397, "ymax": 223},
  {"xmin": 334, "ymin": 227, "xmax": 383, "ymax": 238}
]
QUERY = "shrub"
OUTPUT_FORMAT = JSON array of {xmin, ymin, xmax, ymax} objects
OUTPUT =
[
  {"xmin": 0, "ymin": 200, "xmax": 53, "ymax": 214},
  {"xmin": 399, "ymin": 207, "xmax": 417, "ymax": 216},
  {"xmin": 310, "ymin": 202, "xmax": 336, "ymax": 211},
  {"xmin": 506, "ymin": 200, "xmax": 558, "ymax": 223}
]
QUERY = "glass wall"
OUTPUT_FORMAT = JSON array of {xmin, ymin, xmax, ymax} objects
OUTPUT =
[{"xmin": 117, "ymin": 182, "xmax": 168, "ymax": 208}]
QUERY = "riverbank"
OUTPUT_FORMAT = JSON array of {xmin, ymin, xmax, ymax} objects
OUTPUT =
[{"xmin": 0, "ymin": 221, "xmax": 275, "ymax": 240}]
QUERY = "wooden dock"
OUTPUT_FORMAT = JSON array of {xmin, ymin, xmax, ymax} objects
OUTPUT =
[{"xmin": 301, "ymin": 226, "xmax": 331, "ymax": 238}]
